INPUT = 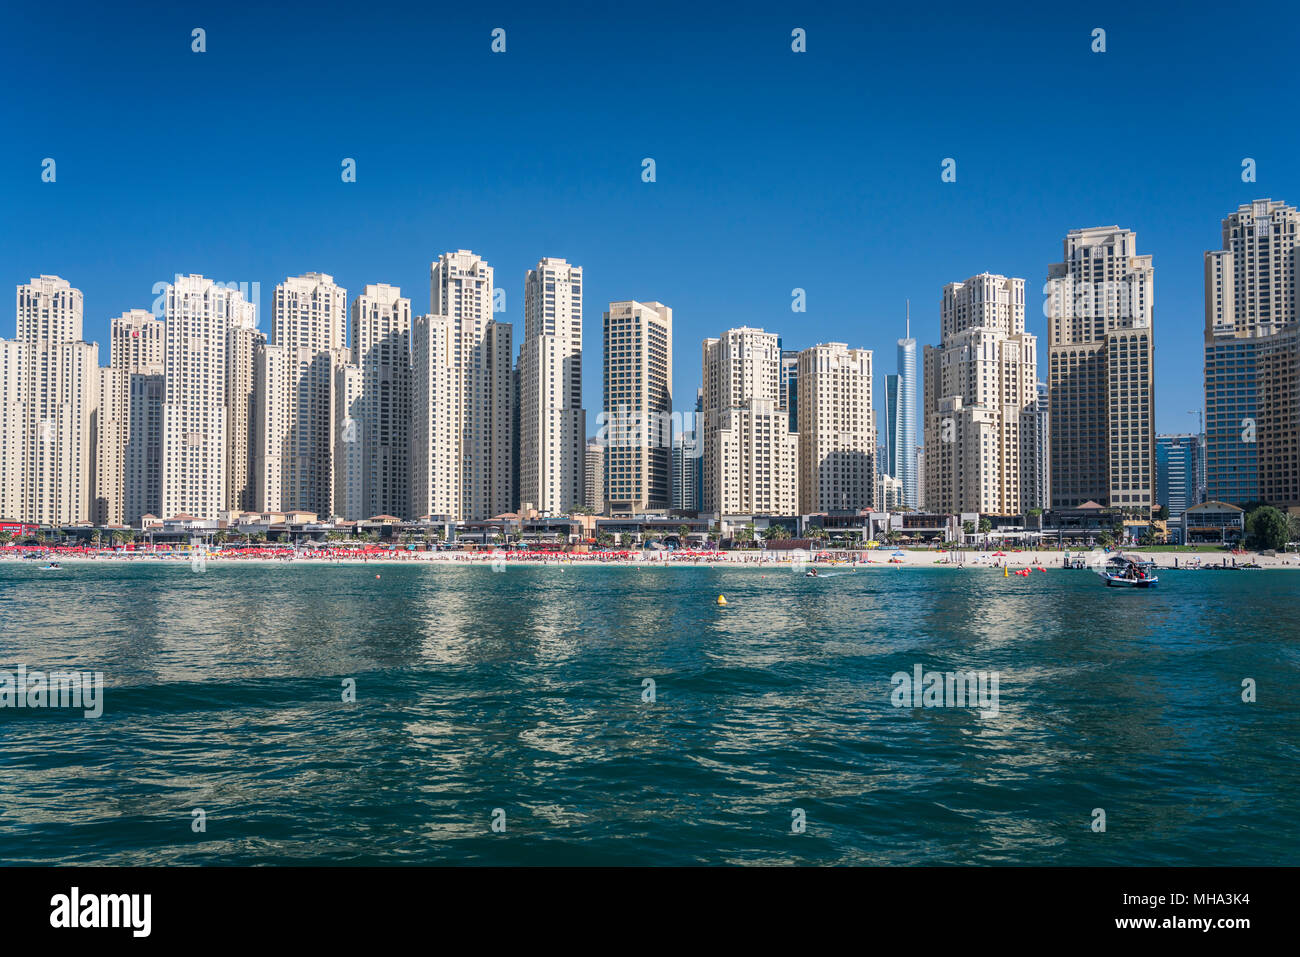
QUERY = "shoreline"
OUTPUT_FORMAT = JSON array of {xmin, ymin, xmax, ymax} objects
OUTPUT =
[{"xmin": 4, "ymin": 548, "xmax": 1297, "ymax": 570}]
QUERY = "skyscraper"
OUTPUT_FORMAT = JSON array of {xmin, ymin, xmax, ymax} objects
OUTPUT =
[
  {"xmin": 923, "ymin": 274, "xmax": 1037, "ymax": 516},
  {"xmin": 332, "ymin": 358, "xmax": 364, "ymax": 521},
  {"xmin": 510, "ymin": 361, "xmax": 520, "ymax": 513},
  {"xmin": 1156, "ymin": 433, "xmax": 1201, "ymax": 519},
  {"xmin": 883, "ymin": 373, "xmax": 900, "ymax": 478},
  {"xmin": 1204, "ymin": 199, "xmax": 1300, "ymax": 507},
  {"xmin": 124, "ymin": 371, "xmax": 165, "ymax": 525},
  {"xmin": 417, "ymin": 250, "xmax": 514, "ymax": 522},
  {"xmin": 1193, "ymin": 425, "xmax": 1207, "ymax": 505},
  {"xmin": 519, "ymin": 258, "xmax": 584, "ymax": 515},
  {"xmin": 914, "ymin": 447, "xmax": 925, "ymax": 509},
  {"xmin": 602, "ymin": 300, "xmax": 672, "ymax": 515},
  {"xmin": 226, "ymin": 319, "xmax": 263, "ymax": 513},
  {"xmin": 1254, "ymin": 327, "xmax": 1300, "ymax": 508},
  {"xmin": 780, "ymin": 348, "xmax": 799, "ymax": 434},
  {"xmin": 701, "ymin": 327, "xmax": 798, "ymax": 516},
  {"xmin": 1025, "ymin": 380, "xmax": 1051, "ymax": 511},
  {"xmin": 410, "ymin": 312, "xmax": 457, "ymax": 519},
  {"xmin": 671, "ymin": 428, "xmax": 700, "ymax": 512},
  {"xmin": 160, "ymin": 275, "xmax": 259, "ymax": 521},
  {"xmin": 256, "ymin": 273, "xmax": 346, "ymax": 515},
  {"xmin": 1047, "ymin": 227, "xmax": 1155, "ymax": 512},
  {"xmin": 1, "ymin": 276, "xmax": 99, "ymax": 525},
  {"xmin": 896, "ymin": 312, "xmax": 918, "ymax": 508},
  {"xmin": 796, "ymin": 342, "xmax": 874, "ymax": 514},
  {"xmin": 0, "ymin": 339, "xmax": 22, "ymax": 521},
  {"xmin": 95, "ymin": 309, "xmax": 164, "ymax": 526},
  {"xmin": 487, "ymin": 323, "xmax": 514, "ymax": 516},
  {"xmin": 584, "ymin": 439, "xmax": 604, "ymax": 514},
  {"xmin": 351, "ymin": 283, "xmax": 411, "ymax": 519},
  {"xmin": 694, "ymin": 388, "xmax": 705, "ymax": 511}
]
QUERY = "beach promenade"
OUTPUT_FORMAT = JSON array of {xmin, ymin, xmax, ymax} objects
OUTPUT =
[{"xmin": 4, "ymin": 546, "xmax": 1297, "ymax": 569}]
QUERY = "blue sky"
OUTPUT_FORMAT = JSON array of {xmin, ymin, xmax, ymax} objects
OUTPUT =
[{"xmin": 3, "ymin": 0, "xmax": 1298, "ymax": 435}]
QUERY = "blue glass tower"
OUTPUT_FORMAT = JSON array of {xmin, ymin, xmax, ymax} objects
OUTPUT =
[
  {"xmin": 1204, "ymin": 339, "xmax": 1257, "ymax": 506},
  {"xmin": 896, "ymin": 313, "xmax": 918, "ymax": 508},
  {"xmin": 1156, "ymin": 433, "xmax": 1200, "ymax": 519}
]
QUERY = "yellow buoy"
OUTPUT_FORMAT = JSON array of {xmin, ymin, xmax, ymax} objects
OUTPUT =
[
  {"xmin": 1003, "ymin": 566, "xmax": 1008, "ymax": 577},
  {"xmin": 716, "ymin": 595, "xmax": 727, "ymax": 606}
]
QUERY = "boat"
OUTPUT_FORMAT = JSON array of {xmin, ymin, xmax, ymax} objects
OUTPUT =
[{"xmin": 1098, "ymin": 554, "xmax": 1158, "ymax": 588}]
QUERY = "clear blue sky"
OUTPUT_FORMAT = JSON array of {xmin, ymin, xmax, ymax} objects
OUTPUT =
[{"xmin": 3, "ymin": 0, "xmax": 1298, "ymax": 435}]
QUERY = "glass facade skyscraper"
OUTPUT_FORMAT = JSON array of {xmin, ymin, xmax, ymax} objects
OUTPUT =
[
  {"xmin": 896, "ymin": 325, "xmax": 918, "ymax": 508},
  {"xmin": 1204, "ymin": 199, "xmax": 1300, "ymax": 508},
  {"xmin": 1204, "ymin": 341, "xmax": 1257, "ymax": 505},
  {"xmin": 880, "ymin": 313, "xmax": 918, "ymax": 511},
  {"xmin": 1156, "ymin": 433, "xmax": 1202, "ymax": 519}
]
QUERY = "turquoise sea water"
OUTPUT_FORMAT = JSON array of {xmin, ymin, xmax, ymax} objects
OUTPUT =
[{"xmin": 0, "ymin": 561, "xmax": 1297, "ymax": 865}]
